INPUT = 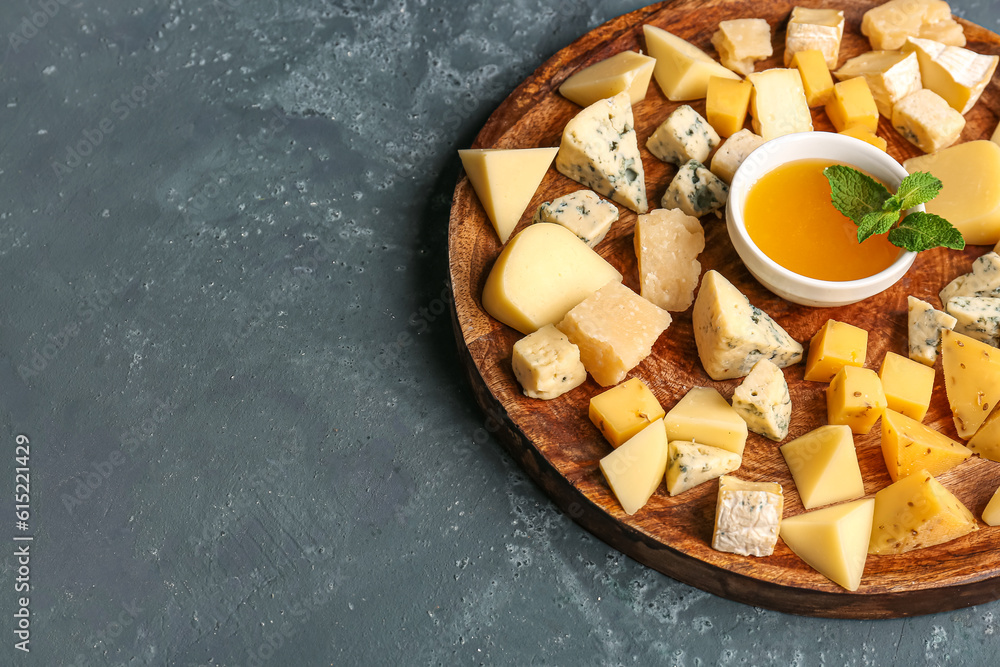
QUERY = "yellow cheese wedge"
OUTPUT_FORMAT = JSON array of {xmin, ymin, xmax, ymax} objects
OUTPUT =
[
  {"xmin": 862, "ymin": 0, "xmax": 965, "ymax": 51},
  {"xmin": 780, "ymin": 424, "xmax": 865, "ymax": 510},
  {"xmin": 903, "ymin": 141, "xmax": 1000, "ymax": 246},
  {"xmin": 747, "ymin": 68, "xmax": 814, "ymax": 140},
  {"xmin": 868, "ymin": 469, "xmax": 978, "ymax": 555},
  {"xmin": 825, "ymin": 76, "xmax": 879, "ymax": 133},
  {"xmin": 804, "ymin": 319, "xmax": 868, "ymax": 383},
  {"xmin": 983, "ymin": 485, "xmax": 1000, "ymax": 526},
  {"xmin": 902, "ymin": 37, "xmax": 998, "ymax": 114},
  {"xmin": 458, "ymin": 147, "xmax": 558, "ymax": 243},
  {"xmin": 834, "ymin": 50, "xmax": 922, "ymax": 118},
  {"xmin": 511, "ymin": 324, "xmax": 587, "ymax": 400},
  {"xmin": 558, "ymin": 51, "xmax": 656, "ymax": 108},
  {"xmin": 967, "ymin": 408, "xmax": 1000, "ymax": 463},
  {"xmin": 878, "ymin": 351, "xmax": 935, "ymax": 421},
  {"xmin": 780, "ymin": 498, "xmax": 874, "ymax": 591},
  {"xmin": 599, "ymin": 419, "xmax": 668, "ymax": 515},
  {"xmin": 827, "ymin": 366, "xmax": 887, "ymax": 435},
  {"xmin": 706, "ymin": 76, "xmax": 753, "ymax": 137},
  {"xmin": 482, "ymin": 223, "xmax": 622, "ymax": 334},
  {"xmin": 790, "ymin": 49, "xmax": 834, "ymax": 107},
  {"xmin": 838, "ymin": 125, "xmax": 887, "ymax": 151},
  {"xmin": 880, "ymin": 409, "xmax": 972, "ymax": 482},
  {"xmin": 941, "ymin": 329, "xmax": 1000, "ymax": 439},
  {"xmin": 665, "ymin": 441, "xmax": 741, "ymax": 496},
  {"xmin": 663, "ymin": 386, "xmax": 748, "ymax": 457},
  {"xmin": 589, "ymin": 377, "xmax": 665, "ymax": 448},
  {"xmin": 643, "ymin": 25, "xmax": 742, "ymax": 101}
]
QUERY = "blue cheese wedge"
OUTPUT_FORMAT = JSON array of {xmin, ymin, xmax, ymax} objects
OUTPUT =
[
  {"xmin": 661, "ymin": 160, "xmax": 729, "ymax": 218},
  {"xmin": 712, "ymin": 475, "xmax": 783, "ymax": 557},
  {"xmin": 692, "ymin": 270, "xmax": 804, "ymax": 380},
  {"xmin": 945, "ymin": 296, "xmax": 1000, "ymax": 346},
  {"xmin": 532, "ymin": 189, "xmax": 619, "ymax": 247},
  {"xmin": 732, "ymin": 359, "xmax": 792, "ymax": 441},
  {"xmin": 907, "ymin": 296, "xmax": 957, "ymax": 366},
  {"xmin": 556, "ymin": 92, "xmax": 648, "ymax": 213},
  {"xmin": 511, "ymin": 324, "xmax": 587, "ymax": 399},
  {"xmin": 646, "ymin": 105, "xmax": 721, "ymax": 166},
  {"xmin": 940, "ymin": 252, "xmax": 1000, "ymax": 304},
  {"xmin": 665, "ymin": 441, "xmax": 742, "ymax": 496},
  {"xmin": 710, "ymin": 129, "xmax": 765, "ymax": 183}
]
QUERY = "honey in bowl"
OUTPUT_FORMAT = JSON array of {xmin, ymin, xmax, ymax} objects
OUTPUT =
[{"xmin": 743, "ymin": 159, "xmax": 902, "ymax": 282}]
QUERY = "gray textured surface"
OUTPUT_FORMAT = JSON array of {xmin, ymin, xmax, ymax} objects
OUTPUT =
[{"xmin": 0, "ymin": 0, "xmax": 998, "ymax": 665}]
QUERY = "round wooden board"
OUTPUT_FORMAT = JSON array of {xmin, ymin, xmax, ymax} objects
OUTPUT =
[{"xmin": 448, "ymin": 0, "xmax": 1000, "ymax": 618}]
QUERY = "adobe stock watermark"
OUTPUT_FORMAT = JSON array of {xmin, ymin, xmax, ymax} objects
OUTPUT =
[{"xmin": 8, "ymin": 0, "xmax": 75, "ymax": 52}]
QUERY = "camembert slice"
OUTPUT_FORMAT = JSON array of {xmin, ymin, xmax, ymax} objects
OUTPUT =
[{"xmin": 712, "ymin": 475, "xmax": 783, "ymax": 557}]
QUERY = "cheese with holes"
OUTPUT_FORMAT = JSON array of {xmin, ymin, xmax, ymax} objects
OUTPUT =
[
  {"xmin": 647, "ymin": 105, "xmax": 721, "ymax": 165},
  {"xmin": 712, "ymin": 475, "xmax": 783, "ymax": 557},
  {"xmin": 902, "ymin": 37, "xmax": 998, "ymax": 114},
  {"xmin": 780, "ymin": 498, "xmax": 874, "ymax": 591},
  {"xmin": 881, "ymin": 409, "xmax": 971, "ymax": 481},
  {"xmin": 590, "ymin": 377, "xmax": 665, "ymax": 448},
  {"xmin": 967, "ymin": 409, "xmax": 1000, "ymax": 463},
  {"xmin": 665, "ymin": 441, "xmax": 742, "ymax": 496},
  {"xmin": 556, "ymin": 92, "xmax": 648, "ymax": 213},
  {"xmin": 984, "ymin": 486, "xmax": 1000, "ymax": 526},
  {"xmin": 907, "ymin": 296, "xmax": 957, "ymax": 366},
  {"xmin": 827, "ymin": 366, "xmax": 887, "ymax": 435},
  {"xmin": 939, "ymin": 252, "xmax": 1000, "ymax": 304},
  {"xmin": 804, "ymin": 319, "xmax": 869, "ymax": 383},
  {"xmin": 879, "ymin": 351, "xmax": 935, "ymax": 421},
  {"xmin": 892, "ymin": 88, "xmax": 964, "ymax": 154},
  {"xmin": 781, "ymin": 425, "xmax": 864, "ymax": 509},
  {"xmin": 747, "ymin": 68, "xmax": 814, "ymax": 141},
  {"xmin": 784, "ymin": 7, "xmax": 845, "ymax": 69},
  {"xmin": 600, "ymin": 419, "xmax": 668, "ymax": 515},
  {"xmin": 942, "ymin": 329, "xmax": 1000, "ymax": 438},
  {"xmin": 834, "ymin": 50, "xmax": 922, "ymax": 118},
  {"xmin": 707, "ymin": 76, "xmax": 753, "ymax": 137},
  {"xmin": 711, "ymin": 18, "xmax": 773, "ymax": 76},
  {"xmin": 732, "ymin": 359, "xmax": 791, "ymax": 441},
  {"xmin": 643, "ymin": 25, "xmax": 742, "ymax": 101},
  {"xmin": 558, "ymin": 51, "xmax": 656, "ymax": 108},
  {"xmin": 791, "ymin": 49, "xmax": 835, "ymax": 107},
  {"xmin": 533, "ymin": 189, "xmax": 619, "ymax": 247},
  {"xmin": 862, "ymin": 0, "xmax": 965, "ymax": 51},
  {"xmin": 661, "ymin": 160, "xmax": 729, "ymax": 217},
  {"xmin": 710, "ymin": 129, "xmax": 765, "ymax": 183},
  {"xmin": 511, "ymin": 325, "xmax": 587, "ymax": 400},
  {"xmin": 663, "ymin": 386, "xmax": 748, "ymax": 457},
  {"xmin": 946, "ymin": 296, "xmax": 1000, "ymax": 346},
  {"xmin": 634, "ymin": 208, "xmax": 705, "ymax": 311}
]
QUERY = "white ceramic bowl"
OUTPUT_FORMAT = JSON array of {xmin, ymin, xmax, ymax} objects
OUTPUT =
[{"xmin": 726, "ymin": 132, "xmax": 919, "ymax": 308}]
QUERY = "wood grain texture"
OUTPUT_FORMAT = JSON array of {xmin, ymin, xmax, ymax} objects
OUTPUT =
[{"xmin": 448, "ymin": 0, "xmax": 1000, "ymax": 618}]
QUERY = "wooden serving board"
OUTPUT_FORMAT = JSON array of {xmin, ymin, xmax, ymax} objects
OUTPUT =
[{"xmin": 448, "ymin": 0, "xmax": 1000, "ymax": 618}]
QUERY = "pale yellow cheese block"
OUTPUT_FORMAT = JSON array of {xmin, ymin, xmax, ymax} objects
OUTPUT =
[
  {"xmin": 599, "ymin": 419, "xmax": 668, "ymax": 515},
  {"xmin": 589, "ymin": 377, "xmax": 665, "ymax": 448},
  {"xmin": 558, "ymin": 51, "xmax": 656, "ymax": 108},
  {"xmin": 967, "ymin": 408, "xmax": 1000, "ymax": 463},
  {"xmin": 634, "ymin": 208, "xmax": 705, "ymax": 312},
  {"xmin": 903, "ymin": 141, "xmax": 1000, "ymax": 246},
  {"xmin": 827, "ymin": 366, "xmax": 886, "ymax": 435},
  {"xmin": 780, "ymin": 424, "xmax": 864, "ymax": 510},
  {"xmin": 780, "ymin": 498, "xmax": 874, "ymax": 591},
  {"xmin": 941, "ymin": 329, "xmax": 1000, "ymax": 439},
  {"xmin": 983, "ymin": 485, "xmax": 1000, "ymax": 526},
  {"xmin": 458, "ymin": 147, "xmax": 558, "ymax": 243},
  {"xmin": 663, "ymin": 386, "xmax": 748, "ymax": 457},
  {"xmin": 747, "ymin": 68, "xmax": 813, "ymax": 141},
  {"xmin": 861, "ymin": 0, "xmax": 965, "ymax": 51},
  {"xmin": 642, "ymin": 25, "xmax": 741, "ymax": 101},
  {"xmin": 880, "ymin": 408, "xmax": 971, "ymax": 482},
  {"xmin": 902, "ymin": 37, "xmax": 998, "ymax": 115},
  {"xmin": 481, "ymin": 223, "xmax": 622, "ymax": 335},
  {"xmin": 878, "ymin": 351, "xmax": 935, "ymax": 421}
]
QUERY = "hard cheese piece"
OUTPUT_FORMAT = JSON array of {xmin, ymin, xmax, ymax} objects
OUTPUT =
[
  {"xmin": 967, "ymin": 409, "xmax": 1000, "ymax": 463},
  {"xmin": 646, "ymin": 105, "xmax": 721, "ymax": 165},
  {"xmin": 902, "ymin": 37, "xmax": 998, "ymax": 114},
  {"xmin": 661, "ymin": 160, "xmax": 729, "ymax": 218},
  {"xmin": 904, "ymin": 142, "xmax": 1000, "ymax": 246},
  {"xmin": 907, "ymin": 295, "xmax": 956, "ymax": 366},
  {"xmin": 780, "ymin": 498, "xmax": 875, "ymax": 591},
  {"xmin": 732, "ymin": 359, "xmax": 792, "ymax": 441},
  {"xmin": 692, "ymin": 270, "xmax": 804, "ymax": 380},
  {"xmin": 482, "ymin": 223, "xmax": 622, "ymax": 334},
  {"xmin": 862, "ymin": 0, "xmax": 965, "ymax": 51},
  {"xmin": 938, "ymin": 251, "xmax": 1000, "ymax": 304},
  {"xmin": 881, "ymin": 408, "xmax": 971, "ymax": 481},
  {"xmin": 945, "ymin": 296, "xmax": 1000, "ymax": 346},
  {"xmin": 868, "ymin": 469, "xmax": 978, "ymax": 555},
  {"xmin": 941, "ymin": 329, "xmax": 1000, "ymax": 439},
  {"xmin": 791, "ymin": 49, "xmax": 835, "ymax": 107},
  {"xmin": 838, "ymin": 125, "xmax": 888, "ymax": 152},
  {"xmin": 557, "ymin": 281, "xmax": 671, "ymax": 387},
  {"xmin": 511, "ymin": 324, "xmax": 587, "ymax": 400},
  {"xmin": 834, "ymin": 50, "xmax": 922, "ymax": 118},
  {"xmin": 589, "ymin": 377, "xmax": 665, "ymax": 448},
  {"xmin": 891, "ymin": 88, "xmax": 964, "ymax": 154},
  {"xmin": 599, "ymin": 419, "xmax": 668, "ymax": 515},
  {"xmin": 706, "ymin": 76, "xmax": 753, "ymax": 137},
  {"xmin": 458, "ymin": 147, "xmax": 559, "ymax": 243},
  {"xmin": 558, "ymin": 51, "xmax": 656, "ymax": 108},
  {"xmin": 712, "ymin": 475, "xmax": 783, "ymax": 557},
  {"xmin": 780, "ymin": 425, "xmax": 864, "ymax": 510},
  {"xmin": 642, "ymin": 25, "xmax": 742, "ymax": 101},
  {"xmin": 556, "ymin": 92, "xmax": 648, "ymax": 213},
  {"xmin": 784, "ymin": 7, "xmax": 845, "ymax": 69},
  {"xmin": 665, "ymin": 441, "xmax": 742, "ymax": 496},
  {"xmin": 827, "ymin": 366, "xmax": 887, "ymax": 435},
  {"xmin": 663, "ymin": 386, "xmax": 748, "ymax": 457},
  {"xmin": 710, "ymin": 129, "xmax": 765, "ymax": 183},
  {"xmin": 804, "ymin": 319, "xmax": 868, "ymax": 383},
  {"xmin": 826, "ymin": 76, "xmax": 879, "ymax": 133},
  {"xmin": 984, "ymin": 485, "xmax": 1000, "ymax": 526},
  {"xmin": 878, "ymin": 351, "xmax": 935, "ymax": 421},
  {"xmin": 634, "ymin": 208, "xmax": 705, "ymax": 312},
  {"xmin": 711, "ymin": 18, "xmax": 773, "ymax": 76},
  {"xmin": 532, "ymin": 189, "xmax": 619, "ymax": 247},
  {"xmin": 747, "ymin": 68, "xmax": 814, "ymax": 141}
]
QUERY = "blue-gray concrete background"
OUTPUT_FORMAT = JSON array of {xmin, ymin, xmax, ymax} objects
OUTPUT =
[{"xmin": 0, "ymin": 0, "xmax": 998, "ymax": 665}]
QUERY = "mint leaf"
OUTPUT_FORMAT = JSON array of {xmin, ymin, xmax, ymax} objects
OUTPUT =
[
  {"xmin": 887, "ymin": 212, "xmax": 966, "ymax": 252},
  {"xmin": 824, "ymin": 165, "xmax": 891, "ymax": 226},
  {"xmin": 884, "ymin": 171, "xmax": 942, "ymax": 211},
  {"xmin": 857, "ymin": 209, "xmax": 900, "ymax": 243}
]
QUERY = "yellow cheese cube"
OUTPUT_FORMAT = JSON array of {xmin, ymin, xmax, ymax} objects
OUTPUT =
[
  {"xmin": 941, "ymin": 329, "xmax": 1000, "ymax": 439},
  {"xmin": 663, "ymin": 387, "xmax": 748, "ymax": 457},
  {"xmin": 834, "ymin": 50, "xmax": 921, "ymax": 119},
  {"xmin": 706, "ymin": 76, "xmax": 752, "ymax": 137},
  {"xmin": 892, "ymin": 88, "xmax": 965, "ymax": 154},
  {"xmin": 589, "ymin": 378, "xmax": 665, "ymax": 448},
  {"xmin": 902, "ymin": 37, "xmax": 998, "ymax": 115},
  {"xmin": 869, "ymin": 469, "xmax": 978, "ymax": 555},
  {"xmin": 827, "ymin": 366, "xmax": 887, "ymax": 435},
  {"xmin": 747, "ymin": 68, "xmax": 814, "ymax": 140},
  {"xmin": 804, "ymin": 319, "xmax": 868, "ymax": 383},
  {"xmin": 984, "ymin": 485, "xmax": 1000, "ymax": 526},
  {"xmin": 558, "ymin": 51, "xmax": 656, "ymax": 108},
  {"xmin": 599, "ymin": 419, "xmax": 668, "ymax": 515},
  {"xmin": 878, "ymin": 352, "xmax": 935, "ymax": 421},
  {"xmin": 861, "ymin": 0, "xmax": 965, "ymax": 51},
  {"xmin": 825, "ymin": 77, "xmax": 879, "ymax": 133},
  {"xmin": 713, "ymin": 475, "xmax": 783, "ymax": 556},
  {"xmin": 790, "ymin": 49, "xmax": 834, "ymax": 107},
  {"xmin": 511, "ymin": 325, "xmax": 587, "ymax": 400},
  {"xmin": 711, "ymin": 18, "xmax": 773, "ymax": 76},
  {"xmin": 642, "ymin": 25, "xmax": 741, "ymax": 101},
  {"xmin": 880, "ymin": 409, "xmax": 972, "ymax": 482},
  {"xmin": 779, "ymin": 498, "xmax": 874, "ymax": 591},
  {"xmin": 837, "ymin": 125, "xmax": 888, "ymax": 151},
  {"xmin": 780, "ymin": 425, "xmax": 864, "ymax": 510},
  {"xmin": 967, "ymin": 409, "xmax": 1000, "ymax": 463},
  {"xmin": 557, "ymin": 281, "xmax": 671, "ymax": 387}
]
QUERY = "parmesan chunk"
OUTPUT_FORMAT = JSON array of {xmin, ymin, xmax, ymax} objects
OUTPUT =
[
  {"xmin": 634, "ymin": 208, "xmax": 705, "ymax": 312},
  {"xmin": 861, "ymin": 0, "xmax": 965, "ymax": 51}
]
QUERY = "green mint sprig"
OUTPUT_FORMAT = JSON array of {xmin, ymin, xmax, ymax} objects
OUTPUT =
[{"xmin": 823, "ymin": 165, "xmax": 964, "ymax": 253}]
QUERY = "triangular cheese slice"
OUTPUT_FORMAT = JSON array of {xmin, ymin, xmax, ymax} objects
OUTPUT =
[
  {"xmin": 559, "ymin": 51, "xmax": 656, "ymax": 108},
  {"xmin": 458, "ymin": 147, "xmax": 558, "ymax": 243},
  {"xmin": 663, "ymin": 387, "xmax": 748, "ymax": 457},
  {"xmin": 599, "ymin": 419, "xmax": 668, "ymax": 515},
  {"xmin": 642, "ymin": 25, "xmax": 741, "ymax": 101},
  {"xmin": 780, "ymin": 498, "xmax": 874, "ymax": 591},
  {"xmin": 941, "ymin": 329, "xmax": 1000, "ymax": 438},
  {"xmin": 881, "ymin": 408, "xmax": 971, "ymax": 481},
  {"xmin": 665, "ymin": 441, "xmax": 741, "ymax": 495},
  {"xmin": 780, "ymin": 425, "xmax": 864, "ymax": 509},
  {"xmin": 967, "ymin": 407, "xmax": 1000, "ymax": 462}
]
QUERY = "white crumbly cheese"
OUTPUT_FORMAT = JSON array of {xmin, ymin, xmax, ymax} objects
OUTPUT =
[
  {"xmin": 731, "ymin": 359, "xmax": 792, "ymax": 441},
  {"xmin": 945, "ymin": 296, "xmax": 1000, "ymax": 346},
  {"xmin": 710, "ymin": 129, "xmax": 765, "ymax": 184},
  {"xmin": 711, "ymin": 18, "xmax": 773, "ymax": 76},
  {"xmin": 646, "ymin": 105, "xmax": 721, "ymax": 166},
  {"xmin": 692, "ymin": 270, "xmax": 804, "ymax": 380},
  {"xmin": 634, "ymin": 208, "xmax": 705, "ymax": 312},
  {"xmin": 532, "ymin": 189, "xmax": 619, "ymax": 247},
  {"xmin": 891, "ymin": 88, "xmax": 965, "ymax": 154},
  {"xmin": 712, "ymin": 475, "xmax": 783, "ymax": 557},
  {"xmin": 556, "ymin": 91, "xmax": 648, "ymax": 213},
  {"xmin": 940, "ymin": 252, "xmax": 1000, "ymax": 304},
  {"xmin": 907, "ymin": 296, "xmax": 957, "ymax": 366},
  {"xmin": 784, "ymin": 7, "xmax": 845, "ymax": 69},
  {"xmin": 665, "ymin": 441, "xmax": 742, "ymax": 496},
  {"xmin": 661, "ymin": 160, "xmax": 729, "ymax": 218},
  {"xmin": 511, "ymin": 324, "xmax": 587, "ymax": 399}
]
